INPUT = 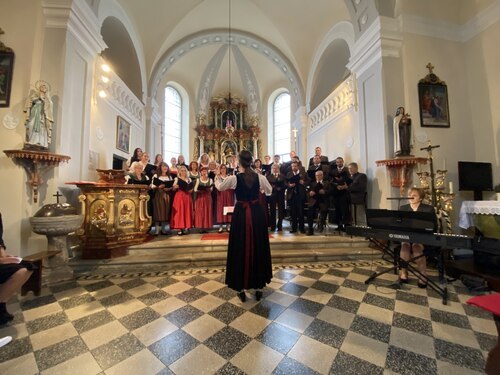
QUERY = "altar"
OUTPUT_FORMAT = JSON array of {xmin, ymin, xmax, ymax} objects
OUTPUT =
[
  {"xmin": 70, "ymin": 181, "xmax": 151, "ymax": 258},
  {"xmin": 193, "ymin": 93, "xmax": 262, "ymax": 162},
  {"xmin": 459, "ymin": 200, "xmax": 500, "ymax": 239}
]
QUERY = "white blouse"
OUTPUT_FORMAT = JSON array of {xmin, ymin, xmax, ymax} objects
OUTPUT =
[{"xmin": 214, "ymin": 174, "xmax": 272, "ymax": 196}]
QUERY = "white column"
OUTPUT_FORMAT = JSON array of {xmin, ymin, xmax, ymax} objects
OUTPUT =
[
  {"xmin": 346, "ymin": 16, "xmax": 405, "ymax": 209},
  {"xmin": 293, "ymin": 106, "xmax": 308, "ymax": 161},
  {"xmin": 199, "ymin": 136, "xmax": 205, "ymax": 155},
  {"xmin": 253, "ymin": 137, "xmax": 258, "ymax": 159}
]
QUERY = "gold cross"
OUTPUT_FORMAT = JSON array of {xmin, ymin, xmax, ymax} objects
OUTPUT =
[{"xmin": 426, "ymin": 62, "xmax": 434, "ymax": 75}]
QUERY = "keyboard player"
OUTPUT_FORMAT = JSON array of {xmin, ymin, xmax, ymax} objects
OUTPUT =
[{"xmin": 399, "ymin": 187, "xmax": 435, "ymax": 287}]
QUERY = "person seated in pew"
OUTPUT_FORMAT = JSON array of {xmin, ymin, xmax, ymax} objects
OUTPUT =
[
  {"xmin": 0, "ymin": 213, "xmax": 34, "ymax": 325},
  {"xmin": 398, "ymin": 187, "xmax": 435, "ymax": 287}
]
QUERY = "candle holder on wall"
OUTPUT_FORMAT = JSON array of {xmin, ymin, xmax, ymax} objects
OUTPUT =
[{"xmin": 417, "ymin": 142, "xmax": 455, "ymax": 233}]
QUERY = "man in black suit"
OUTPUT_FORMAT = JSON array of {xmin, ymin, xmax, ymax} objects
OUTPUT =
[
  {"xmin": 267, "ymin": 164, "xmax": 286, "ymax": 231},
  {"xmin": 306, "ymin": 170, "xmax": 332, "ymax": 235},
  {"xmin": 347, "ymin": 162, "xmax": 368, "ymax": 226},
  {"xmin": 308, "ymin": 147, "xmax": 329, "ymax": 168},
  {"xmin": 307, "ymin": 155, "xmax": 330, "ymax": 181},
  {"xmin": 286, "ymin": 161, "xmax": 309, "ymax": 233},
  {"xmin": 329, "ymin": 157, "xmax": 351, "ymax": 231},
  {"xmin": 281, "ymin": 150, "xmax": 297, "ymax": 175}
]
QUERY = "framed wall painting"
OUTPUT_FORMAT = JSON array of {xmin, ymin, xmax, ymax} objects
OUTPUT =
[
  {"xmin": 418, "ymin": 63, "xmax": 450, "ymax": 128},
  {"xmin": 116, "ymin": 116, "xmax": 131, "ymax": 153},
  {"xmin": 0, "ymin": 50, "xmax": 14, "ymax": 108}
]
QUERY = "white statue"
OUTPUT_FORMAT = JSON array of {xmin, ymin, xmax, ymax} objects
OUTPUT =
[{"xmin": 24, "ymin": 80, "xmax": 53, "ymax": 150}]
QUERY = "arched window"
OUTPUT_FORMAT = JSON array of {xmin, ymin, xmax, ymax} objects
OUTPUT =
[
  {"xmin": 164, "ymin": 86, "xmax": 182, "ymax": 162},
  {"xmin": 273, "ymin": 92, "xmax": 291, "ymax": 161}
]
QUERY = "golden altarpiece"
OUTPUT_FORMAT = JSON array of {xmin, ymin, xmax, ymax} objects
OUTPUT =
[{"xmin": 193, "ymin": 94, "xmax": 262, "ymax": 163}]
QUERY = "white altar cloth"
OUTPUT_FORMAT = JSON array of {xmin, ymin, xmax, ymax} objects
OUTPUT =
[{"xmin": 459, "ymin": 201, "xmax": 500, "ymax": 229}]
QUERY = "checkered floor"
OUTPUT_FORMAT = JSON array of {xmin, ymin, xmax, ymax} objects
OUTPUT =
[{"xmin": 0, "ymin": 261, "xmax": 497, "ymax": 375}]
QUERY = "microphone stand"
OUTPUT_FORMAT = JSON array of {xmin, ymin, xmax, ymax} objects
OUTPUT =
[{"xmin": 420, "ymin": 143, "xmax": 440, "ymax": 207}]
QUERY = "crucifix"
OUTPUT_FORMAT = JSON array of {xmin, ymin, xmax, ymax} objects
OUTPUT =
[
  {"xmin": 426, "ymin": 62, "xmax": 434, "ymax": 75},
  {"xmin": 53, "ymin": 191, "xmax": 63, "ymax": 204}
]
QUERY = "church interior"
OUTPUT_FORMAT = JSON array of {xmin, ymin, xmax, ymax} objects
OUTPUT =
[{"xmin": 0, "ymin": 0, "xmax": 499, "ymax": 374}]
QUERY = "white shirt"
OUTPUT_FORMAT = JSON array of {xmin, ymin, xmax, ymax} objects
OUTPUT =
[{"xmin": 215, "ymin": 174, "xmax": 272, "ymax": 196}]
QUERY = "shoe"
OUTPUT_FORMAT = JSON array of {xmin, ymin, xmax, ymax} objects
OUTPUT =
[
  {"xmin": 299, "ymin": 229, "xmax": 306, "ymax": 234},
  {"xmin": 306, "ymin": 231, "xmax": 314, "ymax": 236},
  {"xmin": 237, "ymin": 291, "xmax": 246, "ymax": 302},
  {"xmin": 177, "ymin": 231, "xmax": 183, "ymax": 236},
  {"xmin": 218, "ymin": 227, "xmax": 224, "ymax": 233},
  {"xmin": 0, "ymin": 336, "xmax": 12, "ymax": 348},
  {"xmin": 398, "ymin": 277, "xmax": 409, "ymax": 284},
  {"xmin": 417, "ymin": 281, "xmax": 428, "ymax": 289},
  {"xmin": 255, "ymin": 291, "xmax": 263, "ymax": 301},
  {"xmin": 226, "ymin": 226, "xmax": 230, "ymax": 232},
  {"xmin": 289, "ymin": 230, "xmax": 297, "ymax": 233},
  {"xmin": 0, "ymin": 313, "xmax": 13, "ymax": 326}
]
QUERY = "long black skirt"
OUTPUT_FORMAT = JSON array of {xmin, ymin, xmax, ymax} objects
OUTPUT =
[{"xmin": 225, "ymin": 200, "xmax": 272, "ymax": 291}]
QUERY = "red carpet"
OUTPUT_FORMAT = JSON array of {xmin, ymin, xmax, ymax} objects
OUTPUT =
[{"xmin": 201, "ymin": 232, "xmax": 274, "ymax": 240}]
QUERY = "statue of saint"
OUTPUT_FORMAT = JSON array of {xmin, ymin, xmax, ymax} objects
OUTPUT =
[
  {"xmin": 24, "ymin": 80, "xmax": 53, "ymax": 150},
  {"xmin": 393, "ymin": 106, "xmax": 412, "ymax": 157}
]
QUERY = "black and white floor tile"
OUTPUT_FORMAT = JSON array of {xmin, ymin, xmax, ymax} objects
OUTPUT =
[{"xmin": 0, "ymin": 262, "xmax": 497, "ymax": 374}]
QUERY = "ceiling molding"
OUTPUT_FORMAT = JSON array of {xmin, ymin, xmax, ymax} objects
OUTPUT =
[
  {"xmin": 401, "ymin": 0, "xmax": 500, "ymax": 43},
  {"xmin": 148, "ymin": 29, "xmax": 304, "ymax": 108}
]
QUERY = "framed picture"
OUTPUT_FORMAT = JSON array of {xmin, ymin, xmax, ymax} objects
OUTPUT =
[
  {"xmin": 418, "ymin": 63, "xmax": 450, "ymax": 128},
  {"xmin": 0, "ymin": 51, "xmax": 15, "ymax": 108},
  {"xmin": 116, "ymin": 116, "xmax": 131, "ymax": 153}
]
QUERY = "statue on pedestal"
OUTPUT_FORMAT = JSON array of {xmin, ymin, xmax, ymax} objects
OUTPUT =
[
  {"xmin": 393, "ymin": 106, "xmax": 412, "ymax": 157},
  {"xmin": 24, "ymin": 80, "xmax": 54, "ymax": 150}
]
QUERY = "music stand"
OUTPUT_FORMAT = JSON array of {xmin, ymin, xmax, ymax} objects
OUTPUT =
[{"xmin": 363, "ymin": 209, "xmax": 448, "ymax": 304}]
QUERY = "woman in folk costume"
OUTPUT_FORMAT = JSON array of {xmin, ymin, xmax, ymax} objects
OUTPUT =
[
  {"xmin": 215, "ymin": 164, "xmax": 234, "ymax": 233},
  {"xmin": 151, "ymin": 162, "xmax": 174, "ymax": 235},
  {"xmin": 215, "ymin": 150, "xmax": 273, "ymax": 302},
  {"xmin": 170, "ymin": 165, "xmax": 194, "ymax": 235},
  {"xmin": 194, "ymin": 167, "xmax": 213, "ymax": 232}
]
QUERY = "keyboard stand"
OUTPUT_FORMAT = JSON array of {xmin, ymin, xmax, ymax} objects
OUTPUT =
[{"xmin": 364, "ymin": 238, "xmax": 449, "ymax": 305}]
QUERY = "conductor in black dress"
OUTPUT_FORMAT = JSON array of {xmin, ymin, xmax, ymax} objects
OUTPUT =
[{"xmin": 215, "ymin": 150, "xmax": 273, "ymax": 302}]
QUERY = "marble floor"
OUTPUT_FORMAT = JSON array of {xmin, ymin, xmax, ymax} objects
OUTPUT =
[{"xmin": 0, "ymin": 261, "xmax": 497, "ymax": 375}]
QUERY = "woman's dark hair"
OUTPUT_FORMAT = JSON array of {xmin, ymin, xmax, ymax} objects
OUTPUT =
[
  {"xmin": 253, "ymin": 159, "xmax": 262, "ymax": 168},
  {"xmin": 239, "ymin": 150, "xmax": 253, "ymax": 168},
  {"xmin": 156, "ymin": 162, "xmax": 170, "ymax": 177},
  {"xmin": 131, "ymin": 148, "xmax": 142, "ymax": 163},
  {"xmin": 189, "ymin": 161, "xmax": 198, "ymax": 171}
]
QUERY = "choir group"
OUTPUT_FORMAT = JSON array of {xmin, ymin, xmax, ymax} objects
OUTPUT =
[{"xmin": 124, "ymin": 146, "xmax": 367, "ymax": 236}]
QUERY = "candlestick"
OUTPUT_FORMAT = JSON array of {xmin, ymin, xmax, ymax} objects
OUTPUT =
[{"xmin": 448, "ymin": 181, "xmax": 453, "ymax": 194}]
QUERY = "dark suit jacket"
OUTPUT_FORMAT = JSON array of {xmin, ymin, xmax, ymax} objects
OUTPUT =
[
  {"xmin": 307, "ymin": 164, "xmax": 330, "ymax": 181},
  {"xmin": 348, "ymin": 172, "xmax": 367, "ymax": 204},
  {"xmin": 308, "ymin": 155, "xmax": 329, "ymax": 168},
  {"xmin": 267, "ymin": 173, "xmax": 286, "ymax": 198},
  {"xmin": 307, "ymin": 180, "xmax": 332, "ymax": 208},
  {"xmin": 286, "ymin": 170, "xmax": 309, "ymax": 201},
  {"xmin": 400, "ymin": 203, "xmax": 435, "ymax": 213}
]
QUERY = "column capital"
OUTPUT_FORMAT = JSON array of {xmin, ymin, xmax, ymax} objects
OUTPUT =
[
  {"xmin": 347, "ymin": 16, "xmax": 403, "ymax": 77},
  {"xmin": 42, "ymin": 0, "xmax": 106, "ymax": 55}
]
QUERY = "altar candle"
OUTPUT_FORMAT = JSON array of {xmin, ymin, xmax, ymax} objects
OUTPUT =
[
  {"xmin": 443, "ymin": 159, "xmax": 446, "ymax": 170},
  {"xmin": 449, "ymin": 181, "xmax": 453, "ymax": 194}
]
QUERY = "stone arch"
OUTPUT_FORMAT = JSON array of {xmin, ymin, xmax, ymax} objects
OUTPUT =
[
  {"xmin": 306, "ymin": 21, "xmax": 355, "ymax": 112},
  {"xmin": 97, "ymin": 0, "xmax": 147, "ymax": 100},
  {"xmin": 149, "ymin": 29, "xmax": 304, "ymax": 109}
]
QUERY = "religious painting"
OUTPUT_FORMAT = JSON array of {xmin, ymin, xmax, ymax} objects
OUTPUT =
[
  {"xmin": 418, "ymin": 63, "xmax": 450, "ymax": 128},
  {"xmin": 116, "ymin": 116, "xmax": 131, "ymax": 153},
  {"xmin": 0, "ymin": 51, "xmax": 14, "ymax": 108}
]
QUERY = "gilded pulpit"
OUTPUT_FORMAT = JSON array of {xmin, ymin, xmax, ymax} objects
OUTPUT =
[{"xmin": 69, "ymin": 170, "xmax": 151, "ymax": 259}]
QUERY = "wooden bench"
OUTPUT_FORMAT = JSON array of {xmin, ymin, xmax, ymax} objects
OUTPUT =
[{"xmin": 21, "ymin": 250, "xmax": 60, "ymax": 296}]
